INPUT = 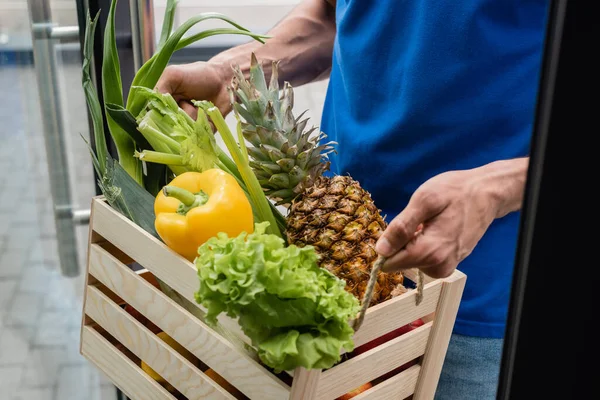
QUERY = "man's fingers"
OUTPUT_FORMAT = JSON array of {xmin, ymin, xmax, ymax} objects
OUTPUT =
[
  {"xmin": 178, "ymin": 100, "xmax": 198, "ymax": 120},
  {"xmin": 155, "ymin": 65, "xmax": 183, "ymax": 96},
  {"xmin": 376, "ymin": 202, "xmax": 438, "ymax": 258},
  {"xmin": 380, "ymin": 233, "xmax": 455, "ymax": 279},
  {"xmin": 375, "ymin": 189, "xmax": 447, "ymax": 258}
]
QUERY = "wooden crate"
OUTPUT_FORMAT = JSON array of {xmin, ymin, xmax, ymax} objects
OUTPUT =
[{"xmin": 79, "ymin": 196, "xmax": 466, "ymax": 400}]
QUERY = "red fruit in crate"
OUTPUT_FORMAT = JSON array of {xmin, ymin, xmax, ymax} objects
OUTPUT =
[
  {"xmin": 352, "ymin": 318, "xmax": 424, "ymax": 356},
  {"xmin": 336, "ymin": 382, "xmax": 373, "ymax": 400},
  {"xmin": 369, "ymin": 318, "xmax": 426, "ymax": 383}
]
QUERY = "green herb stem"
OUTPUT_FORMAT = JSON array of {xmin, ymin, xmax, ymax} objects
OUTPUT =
[
  {"xmin": 135, "ymin": 150, "xmax": 185, "ymax": 166},
  {"xmin": 157, "ymin": 0, "xmax": 178, "ymax": 49},
  {"xmin": 207, "ymin": 107, "xmax": 282, "ymax": 238},
  {"xmin": 137, "ymin": 121, "xmax": 182, "ymax": 154}
]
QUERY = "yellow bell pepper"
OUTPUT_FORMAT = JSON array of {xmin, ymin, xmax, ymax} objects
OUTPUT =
[{"xmin": 154, "ymin": 169, "xmax": 254, "ymax": 261}]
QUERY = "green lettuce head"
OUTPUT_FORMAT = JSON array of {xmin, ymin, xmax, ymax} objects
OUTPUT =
[{"xmin": 194, "ymin": 222, "xmax": 360, "ymax": 372}]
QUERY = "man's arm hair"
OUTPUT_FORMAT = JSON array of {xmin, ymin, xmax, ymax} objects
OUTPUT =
[{"xmin": 209, "ymin": 0, "xmax": 337, "ymax": 88}]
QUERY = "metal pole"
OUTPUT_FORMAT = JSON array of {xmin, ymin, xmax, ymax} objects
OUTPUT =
[
  {"xmin": 27, "ymin": 0, "xmax": 81, "ymax": 277},
  {"xmin": 129, "ymin": 0, "xmax": 155, "ymax": 70}
]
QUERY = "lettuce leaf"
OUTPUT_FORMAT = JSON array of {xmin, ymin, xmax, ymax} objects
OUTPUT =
[{"xmin": 194, "ymin": 222, "xmax": 360, "ymax": 372}]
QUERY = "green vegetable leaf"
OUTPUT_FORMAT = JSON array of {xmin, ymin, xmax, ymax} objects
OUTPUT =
[
  {"xmin": 180, "ymin": 108, "xmax": 219, "ymax": 172},
  {"xmin": 102, "ymin": 0, "xmax": 143, "ymax": 184},
  {"xmin": 158, "ymin": 0, "xmax": 178, "ymax": 50},
  {"xmin": 81, "ymin": 10, "xmax": 107, "ymax": 176},
  {"xmin": 105, "ymin": 103, "xmax": 149, "ymax": 146},
  {"xmin": 109, "ymin": 159, "xmax": 159, "ymax": 238},
  {"xmin": 194, "ymin": 222, "xmax": 360, "ymax": 372},
  {"xmin": 126, "ymin": 13, "xmax": 268, "ymax": 117},
  {"xmin": 201, "ymin": 102, "xmax": 282, "ymax": 238},
  {"xmin": 105, "ymin": 102, "xmax": 169, "ymax": 195}
]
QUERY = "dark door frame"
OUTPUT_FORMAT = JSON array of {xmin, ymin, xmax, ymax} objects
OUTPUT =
[{"xmin": 498, "ymin": 0, "xmax": 593, "ymax": 398}]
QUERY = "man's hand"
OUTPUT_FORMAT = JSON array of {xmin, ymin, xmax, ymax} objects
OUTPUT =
[
  {"xmin": 375, "ymin": 158, "xmax": 529, "ymax": 279},
  {"xmin": 155, "ymin": 0, "xmax": 336, "ymax": 120},
  {"xmin": 156, "ymin": 61, "xmax": 231, "ymax": 119}
]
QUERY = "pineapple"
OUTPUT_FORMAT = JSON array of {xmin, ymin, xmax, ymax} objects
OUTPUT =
[
  {"xmin": 229, "ymin": 54, "xmax": 336, "ymax": 206},
  {"xmin": 229, "ymin": 54, "xmax": 406, "ymax": 306},
  {"xmin": 286, "ymin": 175, "xmax": 406, "ymax": 304}
]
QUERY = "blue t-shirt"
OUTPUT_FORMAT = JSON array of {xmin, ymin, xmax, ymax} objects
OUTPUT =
[{"xmin": 321, "ymin": 0, "xmax": 549, "ymax": 338}]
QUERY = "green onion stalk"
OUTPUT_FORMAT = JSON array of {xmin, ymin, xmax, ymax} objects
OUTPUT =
[{"xmin": 97, "ymin": 0, "xmax": 269, "ymax": 189}]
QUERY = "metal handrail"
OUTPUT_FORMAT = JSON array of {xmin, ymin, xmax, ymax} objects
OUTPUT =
[
  {"xmin": 130, "ymin": 0, "xmax": 155, "ymax": 70},
  {"xmin": 26, "ymin": 0, "xmax": 84, "ymax": 277}
]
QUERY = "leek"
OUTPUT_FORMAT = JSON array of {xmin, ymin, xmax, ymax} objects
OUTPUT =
[
  {"xmin": 95, "ymin": 0, "xmax": 268, "ymax": 190},
  {"xmin": 102, "ymin": 0, "xmax": 143, "ymax": 185},
  {"xmin": 81, "ymin": 11, "xmax": 107, "ymax": 176},
  {"xmin": 81, "ymin": 10, "xmax": 158, "ymax": 238}
]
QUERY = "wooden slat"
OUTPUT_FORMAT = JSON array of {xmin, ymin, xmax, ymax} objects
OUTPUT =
[
  {"xmin": 91, "ymin": 198, "xmax": 199, "ymax": 302},
  {"xmin": 403, "ymin": 268, "xmax": 435, "ymax": 285},
  {"xmin": 81, "ymin": 326, "xmax": 176, "ymax": 400},
  {"xmin": 81, "ymin": 197, "xmax": 100, "ymax": 339},
  {"xmin": 90, "ymin": 198, "xmax": 253, "ymax": 348},
  {"xmin": 88, "ymin": 243, "xmax": 290, "ymax": 400},
  {"xmin": 353, "ymin": 364, "xmax": 421, "ymax": 400},
  {"xmin": 413, "ymin": 271, "xmax": 466, "ymax": 400},
  {"xmin": 84, "ymin": 285, "xmax": 235, "ymax": 400},
  {"xmin": 91, "ymin": 198, "xmax": 256, "ymax": 351},
  {"xmin": 317, "ymin": 322, "xmax": 432, "ymax": 400},
  {"xmin": 352, "ymin": 280, "xmax": 441, "ymax": 348},
  {"xmin": 97, "ymin": 240, "xmax": 135, "ymax": 265},
  {"xmin": 289, "ymin": 369, "xmax": 321, "ymax": 400}
]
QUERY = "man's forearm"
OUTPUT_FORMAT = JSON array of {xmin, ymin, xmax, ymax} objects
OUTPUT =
[
  {"xmin": 209, "ymin": 0, "xmax": 336, "ymax": 88},
  {"xmin": 477, "ymin": 157, "xmax": 530, "ymax": 219}
]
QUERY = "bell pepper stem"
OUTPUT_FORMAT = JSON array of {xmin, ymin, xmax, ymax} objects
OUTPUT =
[
  {"xmin": 163, "ymin": 186, "xmax": 196, "ymax": 206},
  {"xmin": 163, "ymin": 186, "xmax": 209, "ymax": 215}
]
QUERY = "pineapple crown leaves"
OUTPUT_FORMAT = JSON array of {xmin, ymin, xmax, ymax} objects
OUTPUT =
[{"xmin": 228, "ymin": 53, "xmax": 337, "ymax": 205}]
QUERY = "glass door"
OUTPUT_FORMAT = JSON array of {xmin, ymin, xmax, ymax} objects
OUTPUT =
[
  {"xmin": 0, "ymin": 0, "xmax": 120, "ymax": 398},
  {"xmin": 26, "ymin": 0, "xmax": 94, "ymax": 278}
]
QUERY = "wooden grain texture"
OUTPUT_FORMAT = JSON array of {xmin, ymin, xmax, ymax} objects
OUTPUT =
[
  {"xmin": 88, "ymin": 243, "xmax": 290, "ymax": 400},
  {"xmin": 352, "ymin": 280, "xmax": 441, "ymax": 348},
  {"xmin": 98, "ymin": 240, "xmax": 135, "ymax": 265},
  {"xmin": 82, "ymin": 197, "xmax": 468, "ymax": 400},
  {"xmin": 317, "ymin": 322, "xmax": 432, "ymax": 400},
  {"xmin": 353, "ymin": 364, "xmax": 421, "ymax": 400},
  {"xmin": 91, "ymin": 198, "xmax": 199, "ymax": 302},
  {"xmin": 81, "ymin": 197, "xmax": 99, "ymax": 346},
  {"xmin": 290, "ymin": 369, "xmax": 321, "ymax": 400},
  {"xmin": 84, "ymin": 285, "xmax": 235, "ymax": 400},
  {"xmin": 413, "ymin": 271, "xmax": 466, "ymax": 400},
  {"xmin": 90, "ymin": 198, "xmax": 253, "ymax": 350},
  {"xmin": 403, "ymin": 268, "xmax": 435, "ymax": 285},
  {"xmin": 81, "ymin": 326, "xmax": 176, "ymax": 400}
]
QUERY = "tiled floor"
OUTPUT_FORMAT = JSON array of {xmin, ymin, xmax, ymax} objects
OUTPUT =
[
  {"xmin": 0, "ymin": 59, "xmax": 119, "ymax": 399},
  {"xmin": 0, "ymin": 46, "xmax": 328, "ymax": 400}
]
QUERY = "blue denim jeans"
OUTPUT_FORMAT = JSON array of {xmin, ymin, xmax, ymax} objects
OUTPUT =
[{"xmin": 433, "ymin": 333, "xmax": 504, "ymax": 400}]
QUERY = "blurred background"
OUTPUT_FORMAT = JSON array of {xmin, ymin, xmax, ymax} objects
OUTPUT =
[{"xmin": 0, "ymin": 1, "xmax": 328, "ymax": 398}]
